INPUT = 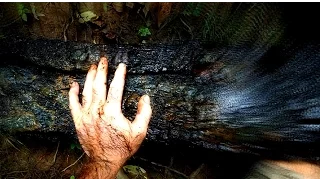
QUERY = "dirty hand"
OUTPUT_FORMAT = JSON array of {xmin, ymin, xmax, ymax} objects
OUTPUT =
[{"xmin": 68, "ymin": 57, "xmax": 152, "ymax": 178}]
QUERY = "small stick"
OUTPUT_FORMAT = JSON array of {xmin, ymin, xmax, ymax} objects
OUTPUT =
[
  {"xmin": 5, "ymin": 138, "xmax": 20, "ymax": 152},
  {"xmin": 52, "ymin": 141, "xmax": 60, "ymax": 164},
  {"xmin": 180, "ymin": 18, "xmax": 193, "ymax": 39},
  {"xmin": 189, "ymin": 163, "xmax": 205, "ymax": 179},
  {"xmin": 165, "ymin": 156, "xmax": 174, "ymax": 178},
  {"xmin": 5, "ymin": 170, "xmax": 28, "ymax": 175},
  {"xmin": 62, "ymin": 152, "xmax": 85, "ymax": 172},
  {"xmin": 137, "ymin": 157, "xmax": 189, "ymax": 179}
]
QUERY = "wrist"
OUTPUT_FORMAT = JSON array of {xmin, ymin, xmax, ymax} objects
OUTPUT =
[{"xmin": 80, "ymin": 158, "xmax": 124, "ymax": 179}]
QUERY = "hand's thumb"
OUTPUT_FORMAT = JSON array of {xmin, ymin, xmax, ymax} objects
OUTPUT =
[{"xmin": 132, "ymin": 95, "xmax": 152, "ymax": 136}]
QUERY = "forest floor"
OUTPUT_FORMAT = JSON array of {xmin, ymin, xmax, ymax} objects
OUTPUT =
[{"xmin": 0, "ymin": 135, "xmax": 259, "ymax": 179}]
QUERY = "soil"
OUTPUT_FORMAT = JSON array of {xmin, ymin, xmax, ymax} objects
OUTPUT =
[{"xmin": 0, "ymin": 135, "xmax": 261, "ymax": 179}]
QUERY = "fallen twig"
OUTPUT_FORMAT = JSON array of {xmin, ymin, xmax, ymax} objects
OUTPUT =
[
  {"xmin": 137, "ymin": 157, "xmax": 189, "ymax": 179},
  {"xmin": 189, "ymin": 163, "xmax": 205, "ymax": 178},
  {"xmin": 180, "ymin": 17, "xmax": 193, "ymax": 39},
  {"xmin": 164, "ymin": 156, "xmax": 174, "ymax": 178},
  {"xmin": 52, "ymin": 141, "xmax": 60, "ymax": 164},
  {"xmin": 5, "ymin": 138, "xmax": 20, "ymax": 152},
  {"xmin": 62, "ymin": 152, "xmax": 85, "ymax": 172},
  {"xmin": 5, "ymin": 170, "xmax": 28, "ymax": 175}
]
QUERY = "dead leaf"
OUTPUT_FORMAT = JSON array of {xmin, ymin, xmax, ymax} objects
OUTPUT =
[
  {"xmin": 142, "ymin": 3, "xmax": 150, "ymax": 17},
  {"xmin": 126, "ymin": 2, "xmax": 134, "ymax": 9},
  {"xmin": 37, "ymin": 13, "xmax": 45, "ymax": 17},
  {"xmin": 112, "ymin": 2, "xmax": 124, "ymax": 13},
  {"xmin": 158, "ymin": 2, "xmax": 172, "ymax": 27},
  {"xmin": 92, "ymin": 20, "xmax": 103, "ymax": 27},
  {"xmin": 105, "ymin": 32, "xmax": 116, "ymax": 40},
  {"xmin": 142, "ymin": 2, "xmax": 158, "ymax": 17}
]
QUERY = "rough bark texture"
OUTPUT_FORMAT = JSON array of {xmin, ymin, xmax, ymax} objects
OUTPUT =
[{"xmin": 0, "ymin": 37, "xmax": 320, "ymax": 161}]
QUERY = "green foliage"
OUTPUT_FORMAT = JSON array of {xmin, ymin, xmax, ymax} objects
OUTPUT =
[
  {"xmin": 138, "ymin": 27, "xmax": 151, "ymax": 37},
  {"xmin": 78, "ymin": 11, "xmax": 97, "ymax": 23},
  {"xmin": 70, "ymin": 175, "xmax": 75, "ymax": 179},
  {"xmin": 70, "ymin": 143, "xmax": 81, "ymax": 150},
  {"xmin": 16, "ymin": 3, "xmax": 44, "ymax": 22},
  {"xmin": 17, "ymin": 3, "xmax": 30, "ymax": 22},
  {"xmin": 103, "ymin": 3, "xmax": 109, "ymax": 12},
  {"xmin": 182, "ymin": 3, "xmax": 204, "ymax": 17},
  {"xmin": 123, "ymin": 165, "xmax": 147, "ymax": 179},
  {"xmin": 180, "ymin": 3, "xmax": 283, "ymax": 47}
]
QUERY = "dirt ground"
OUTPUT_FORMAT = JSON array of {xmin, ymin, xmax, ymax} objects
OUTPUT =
[{"xmin": 0, "ymin": 134, "xmax": 261, "ymax": 179}]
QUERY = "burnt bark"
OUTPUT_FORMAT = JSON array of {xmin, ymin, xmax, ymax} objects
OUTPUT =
[{"xmin": 0, "ymin": 37, "xmax": 320, "ymax": 160}]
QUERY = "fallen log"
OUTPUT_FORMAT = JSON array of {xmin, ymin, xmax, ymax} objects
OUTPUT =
[{"xmin": 0, "ymin": 37, "xmax": 320, "ymax": 160}]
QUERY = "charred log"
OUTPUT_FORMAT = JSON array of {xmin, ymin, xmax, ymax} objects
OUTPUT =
[{"xmin": 0, "ymin": 37, "xmax": 320, "ymax": 161}]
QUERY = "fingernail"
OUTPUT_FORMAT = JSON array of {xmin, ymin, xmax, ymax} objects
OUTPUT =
[
  {"xmin": 100, "ymin": 57, "xmax": 107, "ymax": 64},
  {"xmin": 90, "ymin": 64, "xmax": 97, "ymax": 70},
  {"xmin": 118, "ymin": 63, "xmax": 126, "ymax": 68},
  {"xmin": 71, "ymin": 82, "xmax": 76, "ymax": 87},
  {"xmin": 143, "ymin": 95, "xmax": 150, "ymax": 104}
]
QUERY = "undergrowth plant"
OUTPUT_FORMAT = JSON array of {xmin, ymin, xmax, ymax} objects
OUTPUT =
[
  {"xmin": 181, "ymin": 2, "xmax": 282, "ymax": 46},
  {"xmin": 138, "ymin": 27, "xmax": 151, "ymax": 37},
  {"xmin": 17, "ymin": 3, "xmax": 30, "ymax": 22},
  {"xmin": 17, "ymin": 3, "xmax": 44, "ymax": 22}
]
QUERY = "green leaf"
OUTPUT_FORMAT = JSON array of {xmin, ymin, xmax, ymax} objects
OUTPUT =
[
  {"xmin": 79, "ymin": 11, "xmax": 97, "ymax": 23},
  {"xmin": 103, "ymin": 3, "xmax": 108, "ymax": 12},
  {"xmin": 70, "ymin": 143, "xmax": 76, "ymax": 150},
  {"xmin": 123, "ymin": 165, "xmax": 147, "ymax": 179},
  {"xmin": 70, "ymin": 175, "xmax": 75, "ymax": 179},
  {"xmin": 76, "ymin": 143, "xmax": 82, "ymax": 150},
  {"xmin": 17, "ymin": 3, "xmax": 25, "ymax": 16},
  {"xmin": 24, "ymin": 8, "xmax": 31, "ymax": 14},
  {"xmin": 138, "ymin": 27, "xmax": 151, "ymax": 37},
  {"xmin": 22, "ymin": 13, "xmax": 27, "ymax": 22}
]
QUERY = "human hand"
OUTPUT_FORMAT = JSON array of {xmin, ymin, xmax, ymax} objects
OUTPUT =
[{"xmin": 68, "ymin": 57, "xmax": 152, "ymax": 178}]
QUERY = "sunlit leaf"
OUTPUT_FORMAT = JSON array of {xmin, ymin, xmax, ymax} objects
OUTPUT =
[
  {"xmin": 138, "ymin": 27, "xmax": 151, "ymax": 37},
  {"xmin": 79, "ymin": 11, "xmax": 97, "ymax": 23},
  {"xmin": 123, "ymin": 165, "xmax": 147, "ymax": 179},
  {"xmin": 70, "ymin": 175, "xmax": 75, "ymax": 179}
]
